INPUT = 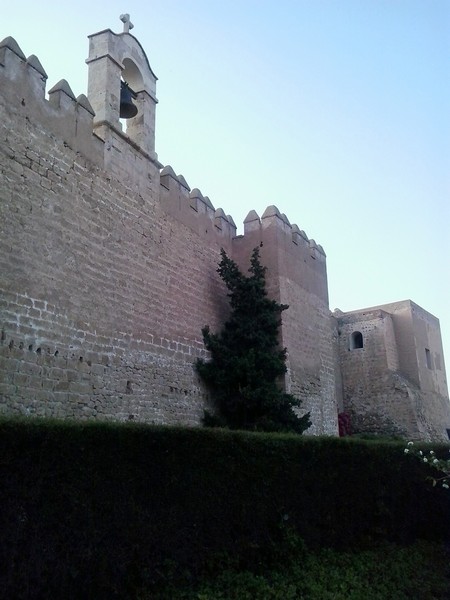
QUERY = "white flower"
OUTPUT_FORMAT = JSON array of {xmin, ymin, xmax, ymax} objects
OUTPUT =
[
  {"xmin": 419, "ymin": 450, "xmax": 423, "ymax": 456},
  {"xmin": 433, "ymin": 459, "xmax": 439, "ymax": 464},
  {"xmin": 429, "ymin": 450, "xmax": 435, "ymax": 455},
  {"xmin": 404, "ymin": 449, "xmax": 409, "ymax": 453},
  {"xmin": 407, "ymin": 441, "xmax": 414, "ymax": 446},
  {"xmin": 442, "ymin": 483, "xmax": 449, "ymax": 489},
  {"xmin": 423, "ymin": 458, "xmax": 428, "ymax": 463}
]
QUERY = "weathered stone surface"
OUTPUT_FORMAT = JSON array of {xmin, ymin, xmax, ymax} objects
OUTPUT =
[{"xmin": 336, "ymin": 302, "xmax": 450, "ymax": 441}]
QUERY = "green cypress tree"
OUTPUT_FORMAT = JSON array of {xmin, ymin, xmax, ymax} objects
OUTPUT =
[{"xmin": 196, "ymin": 246, "xmax": 311, "ymax": 434}]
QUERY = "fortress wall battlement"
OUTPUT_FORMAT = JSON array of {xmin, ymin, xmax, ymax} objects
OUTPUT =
[
  {"xmin": 0, "ymin": 35, "xmax": 328, "ymax": 265},
  {"xmin": 158, "ymin": 166, "xmax": 329, "ymax": 272},
  {"xmin": 0, "ymin": 37, "xmax": 104, "ymax": 165},
  {"xmin": 159, "ymin": 165, "xmax": 237, "ymax": 243},
  {"xmin": 235, "ymin": 206, "xmax": 328, "ymax": 302},
  {"xmin": 244, "ymin": 205, "xmax": 326, "ymax": 259}
]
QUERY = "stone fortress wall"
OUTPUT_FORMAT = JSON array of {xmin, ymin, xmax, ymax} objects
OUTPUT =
[
  {"xmin": 0, "ymin": 22, "xmax": 449, "ymax": 440},
  {"xmin": 0, "ymin": 29, "xmax": 336, "ymax": 434}
]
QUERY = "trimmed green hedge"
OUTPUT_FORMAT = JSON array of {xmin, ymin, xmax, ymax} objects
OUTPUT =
[{"xmin": 0, "ymin": 418, "xmax": 449, "ymax": 599}]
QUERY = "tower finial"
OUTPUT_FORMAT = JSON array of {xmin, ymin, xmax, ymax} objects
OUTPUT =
[{"xmin": 120, "ymin": 14, "xmax": 134, "ymax": 33}]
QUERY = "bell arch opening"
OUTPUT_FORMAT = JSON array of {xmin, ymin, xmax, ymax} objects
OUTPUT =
[
  {"xmin": 122, "ymin": 58, "xmax": 144, "ymax": 91},
  {"xmin": 120, "ymin": 58, "xmax": 143, "ymax": 130}
]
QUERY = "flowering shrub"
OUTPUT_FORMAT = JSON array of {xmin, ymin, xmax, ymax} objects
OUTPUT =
[{"xmin": 404, "ymin": 441, "xmax": 450, "ymax": 489}]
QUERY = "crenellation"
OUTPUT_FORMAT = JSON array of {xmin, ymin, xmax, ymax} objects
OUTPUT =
[
  {"xmin": 261, "ymin": 204, "xmax": 283, "ymax": 228},
  {"xmin": 25, "ymin": 54, "xmax": 47, "ymax": 97},
  {"xmin": 291, "ymin": 224, "xmax": 306, "ymax": 245},
  {"xmin": 227, "ymin": 215, "xmax": 236, "ymax": 229},
  {"xmin": 279, "ymin": 213, "xmax": 292, "ymax": 236},
  {"xmin": 308, "ymin": 239, "xmax": 326, "ymax": 261},
  {"xmin": 256, "ymin": 206, "xmax": 327, "ymax": 259},
  {"xmin": 159, "ymin": 172, "xmax": 237, "ymax": 242},
  {"xmin": 77, "ymin": 93, "xmax": 95, "ymax": 116},
  {"xmin": 243, "ymin": 209, "xmax": 261, "ymax": 234},
  {"xmin": 0, "ymin": 40, "xmax": 104, "ymax": 166},
  {"xmin": 0, "ymin": 36, "xmax": 26, "ymax": 64},
  {"xmin": 26, "ymin": 54, "xmax": 47, "ymax": 78},
  {"xmin": 177, "ymin": 174, "xmax": 190, "ymax": 191},
  {"xmin": 214, "ymin": 208, "xmax": 236, "ymax": 237},
  {"xmin": 159, "ymin": 164, "xmax": 178, "ymax": 189},
  {"xmin": 203, "ymin": 196, "xmax": 214, "ymax": 210},
  {"xmin": 281, "ymin": 213, "xmax": 291, "ymax": 225},
  {"xmin": 189, "ymin": 188, "xmax": 215, "ymax": 217},
  {"xmin": 48, "ymin": 79, "xmax": 77, "ymax": 107}
]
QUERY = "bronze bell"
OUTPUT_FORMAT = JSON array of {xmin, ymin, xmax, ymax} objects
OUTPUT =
[{"xmin": 120, "ymin": 81, "xmax": 138, "ymax": 119}]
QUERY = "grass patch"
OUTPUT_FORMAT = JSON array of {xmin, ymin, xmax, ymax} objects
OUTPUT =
[{"xmin": 143, "ymin": 540, "xmax": 450, "ymax": 600}]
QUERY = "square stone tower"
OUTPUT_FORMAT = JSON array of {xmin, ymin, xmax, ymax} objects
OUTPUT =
[{"xmin": 336, "ymin": 301, "xmax": 450, "ymax": 441}]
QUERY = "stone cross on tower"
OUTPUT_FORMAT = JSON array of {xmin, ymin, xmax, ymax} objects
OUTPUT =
[{"xmin": 120, "ymin": 14, "xmax": 134, "ymax": 33}]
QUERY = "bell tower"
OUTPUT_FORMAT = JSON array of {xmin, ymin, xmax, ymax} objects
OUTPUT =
[{"xmin": 86, "ymin": 14, "xmax": 158, "ymax": 160}]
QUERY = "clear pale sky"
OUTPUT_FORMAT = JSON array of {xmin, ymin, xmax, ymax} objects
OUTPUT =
[{"xmin": 3, "ymin": 1, "xmax": 449, "ymax": 373}]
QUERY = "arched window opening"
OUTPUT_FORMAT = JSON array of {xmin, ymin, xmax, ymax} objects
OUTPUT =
[{"xmin": 350, "ymin": 331, "xmax": 363, "ymax": 350}]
